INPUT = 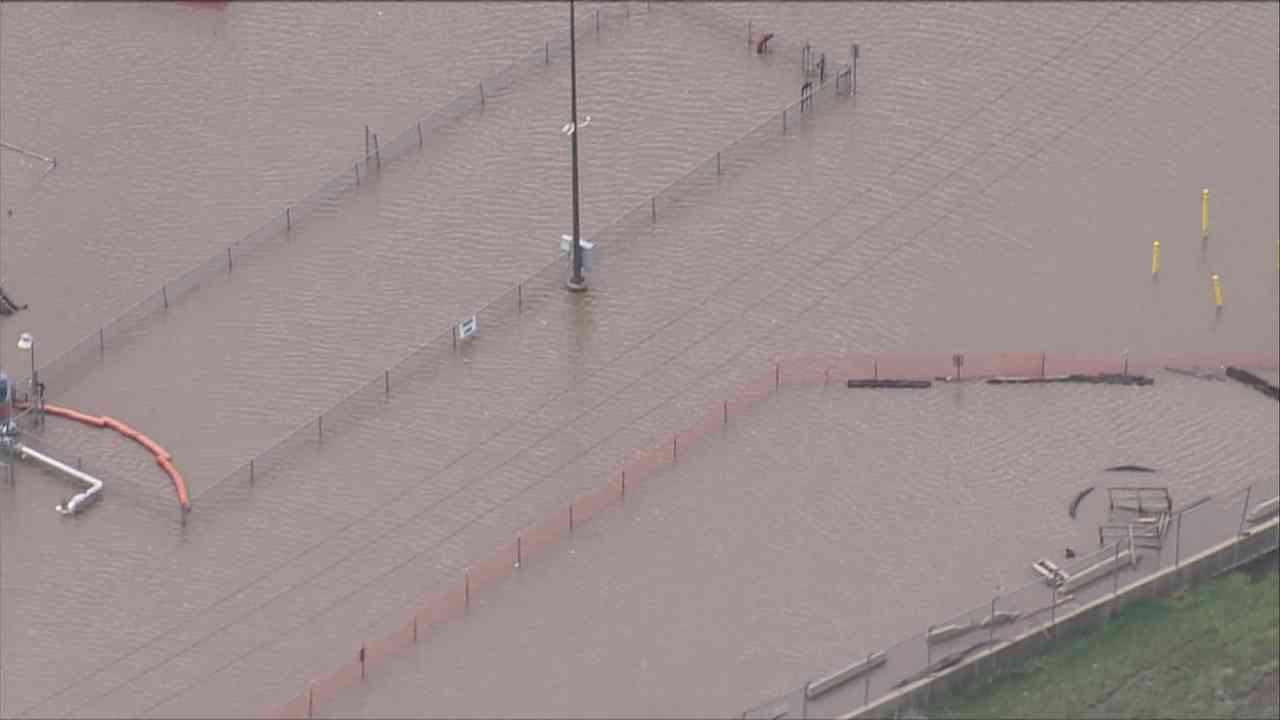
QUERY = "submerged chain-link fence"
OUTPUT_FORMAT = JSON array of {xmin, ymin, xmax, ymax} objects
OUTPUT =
[
  {"xmin": 21, "ymin": 1, "xmax": 649, "ymax": 402},
  {"xmin": 263, "ymin": 350, "xmax": 1278, "ymax": 719},
  {"xmin": 17, "ymin": 0, "xmax": 858, "ymax": 521},
  {"xmin": 181, "ymin": 42, "xmax": 856, "ymax": 512}
]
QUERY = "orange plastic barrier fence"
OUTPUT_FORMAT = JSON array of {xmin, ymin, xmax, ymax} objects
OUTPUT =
[{"xmin": 265, "ymin": 350, "xmax": 1277, "ymax": 719}]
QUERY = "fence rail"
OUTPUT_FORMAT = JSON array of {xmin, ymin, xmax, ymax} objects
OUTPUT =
[{"xmin": 262, "ymin": 349, "xmax": 1278, "ymax": 719}]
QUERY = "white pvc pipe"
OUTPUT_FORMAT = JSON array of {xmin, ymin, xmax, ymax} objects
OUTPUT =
[{"xmin": 17, "ymin": 443, "xmax": 103, "ymax": 515}]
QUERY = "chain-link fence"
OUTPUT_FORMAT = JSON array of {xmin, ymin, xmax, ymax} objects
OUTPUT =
[
  {"xmin": 262, "ymin": 350, "xmax": 1277, "ymax": 719},
  {"xmin": 20, "ymin": 1, "xmax": 651, "ymax": 403},
  {"xmin": 181, "ymin": 45, "xmax": 857, "ymax": 513},
  {"xmin": 16, "ymin": 0, "xmax": 859, "ymax": 522}
]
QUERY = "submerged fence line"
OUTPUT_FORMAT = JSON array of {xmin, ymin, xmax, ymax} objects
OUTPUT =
[
  {"xmin": 22, "ymin": 1, "xmax": 646, "ymax": 403},
  {"xmin": 5, "ymin": 27, "xmax": 863, "ymax": 720},
  {"xmin": 186, "ymin": 38, "xmax": 857, "ymax": 509},
  {"xmin": 264, "ymin": 350, "xmax": 1277, "ymax": 719}
]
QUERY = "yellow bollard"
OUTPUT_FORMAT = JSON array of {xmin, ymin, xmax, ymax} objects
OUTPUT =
[
  {"xmin": 1152, "ymin": 240, "xmax": 1160, "ymax": 275},
  {"xmin": 1212, "ymin": 273, "xmax": 1223, "ymax": 307},
  {"xmin": 1201, "ymin": 188, "xmax": 1209, "ymax": 240}
]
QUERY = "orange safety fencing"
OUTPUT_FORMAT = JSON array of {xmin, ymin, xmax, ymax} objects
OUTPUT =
[
  {"xmin": 13, "ymin": 400, "xmax": 190, "ymax": 512},
  {"xmin": 265, "ymin": 349, "xmax": 1277, "ymax": 719}
]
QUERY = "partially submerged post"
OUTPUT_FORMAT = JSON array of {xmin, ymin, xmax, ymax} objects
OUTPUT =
[{"xmin": 566, "ymin": 0, "xmax": 587, "ymax": 292}]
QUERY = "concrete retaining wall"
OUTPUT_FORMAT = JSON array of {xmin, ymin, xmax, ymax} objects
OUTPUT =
[{"xmin": 838, "ymin": 516, "xmax": 1280, "ymax": 720}]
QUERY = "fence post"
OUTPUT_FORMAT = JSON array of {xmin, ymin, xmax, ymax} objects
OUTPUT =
[
  {"xmin": 99, "ymin": 328, "xmax": 105, "ymax": 355},
  {"xmin": 1051, "ymin": 583, "xmax": 1057, "ymax": 626},
  {"xmin": 307, "ymin": 685, "xmax": 314, "ymax": 718},
  {"xmin": 545, "ymin": 41, "xmax": 550, "ymax": 64},
  {"xmin": 385, "ymin": 369, "xmax": 390, "ymax": 398},
  {"xmin": 1041, "ymin": 352, "xmax": 1046, "ymax": 378},
  {"xmin": 227, "ymin": 247, "xmax": 232, "ymax": 272},
  {"xmin": 365, "ymin": 125, "xmax": 370, "ymax": 158},
  {"xmin": 651, "ymin": 196, "xmax": 656, "ymax": 223},
  {"xmin": 479, "ymin": 82, "xmax": 485, "ymax": 107},
  {"xmin": 413, "ymin": 615, "xmax": 418, "ymax": 643},
  {"xmin": 161, "ymin": 285, "xmax": 169, "ymax": 309},
  {"xmin": 865, "ymin": 652, "xmax": 872, "ymax": 705},
  {"xmin": 418, "ymin": 122, "xmax": 423, "ymax": 148},
  {"xmin": 852, "ymin": 43, "xmax": 859, "ymax": 95},
  {"xmin": 802, "ymin": 681, "xmax": 810, "ymax": 718},
  {"xmin": 621, "ymin": 469, "xmax": 626, "ymax": 498},
  {"xmin": 989, "ymin": 596, "xmax": 997, "ymax": 644},
  {"xmin": 249, "ymin": 458, "xmax": 254, "ymax": 485},
  {"xmin": 926, "ymin": 625, "xmax": 933, "ymax": 667},
  {"xmin": 1113, "ymin": 542, "xmax": 1120, "ymax": 597},
  {"xmin": 286, "ymin": 207, "xmax": 291, "ymax": 231},
  {"xmin": 782, "ymin": 109, "xmax": 787, "ymax": 135},
  {"xmin": 373, "ymin": 133, "xmax": 381, "ymax": 170},
  {"xmin": 360, "ymin": 644, "xmax": 367, "ymax": 678},
  {"xmin": 569, "ymin": 503, "xmax": 575, "ymax": 533},
  {"xmin": 1175, "ymin": 511, "xmax": 1182, "ymax": 567},
  {"xmin": 355, "ymin": 162, "xmax": 360, "ymax": 186},
  {"xmin": 465, "ymin": 571, "xmax": 470, "ymax": 608},
  {"xmin": 776, "ymin": 362, "xmax": 781, "ymax": 389},
  {"xmin": 1238, "ymin": 484, "xmax": 1252, "ymax": 534},
  {"xmin": 318, "ymin": 415, "xmax": 323, "ymax": 443},
  {"xmin": 673, "ymin": 434, "xmax": 678, "ymax": 462},
  {"xmin": 723, "ymin": 399, "xmax": 728, "ymax": 425},
  {"xmin": 518, "ymin": 282, "xmax": 523, "ymax": 312},
  {"xmin": 516, "ymin": 535, "xmax": 522, "ymax": 567},
  {"xmin": 716, "ymin": 151, "xmax": 721, "ymax": 176}
]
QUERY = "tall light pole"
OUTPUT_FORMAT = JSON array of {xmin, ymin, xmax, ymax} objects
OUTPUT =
[{"xmin": 566, "ymin": 0, "xmax": 587, "ymax": 292}]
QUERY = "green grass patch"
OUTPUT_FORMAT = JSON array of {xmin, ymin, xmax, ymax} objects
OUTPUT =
[{"xmin": 926, "ymin": 556, "xmax": 1280, "ymax": 719}]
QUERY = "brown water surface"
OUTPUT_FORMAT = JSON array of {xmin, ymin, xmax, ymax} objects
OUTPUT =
[{"xmin": 2, "ymin": 1, "xmax": 1277, "ymax": 718}]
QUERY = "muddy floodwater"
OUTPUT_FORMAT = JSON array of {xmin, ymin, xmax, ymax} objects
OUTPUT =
[
  {"xmin": 321, "ymin": 375, "xmax": 1280, "ymax": 718},
  {"xmin": 2, "ymin": 1, "xmax": 1278, "ymax": 718}
]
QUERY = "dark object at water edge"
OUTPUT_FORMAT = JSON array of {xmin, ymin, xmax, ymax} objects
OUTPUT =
[
  {"xmin": 891, "ymin": 640, "xmax": 993, "ymax": 689},
  {"xmin": 0, "ymin": 286, "xmax": 27, "ymax": 315},
  {"xmin": 1069, "ymin": 486, "xmax": 1096, "ymax": 518},
  {"xmin": 847, "ymin": 378, "xmax": 933, "ymax": 389},
  {"xmin": 1225, "ymin": 366, "xmax": 1280, "ymax": 401},
  {"xmin": 1106, "ymin": 465, "xmax": 1156, "ymax": 473},
  {"xmin": 988, "ymin": 373, "xmax": 1153, "ymax": 386},
  {"xmin": 756, "ymin": 32, "xmax": 774, "ymax": 54}
]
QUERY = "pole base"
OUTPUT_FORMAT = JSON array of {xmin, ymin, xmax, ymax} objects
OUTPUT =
[{"xmin": 566, "ymin": 276, "xmax": 588, "ymax": 292}]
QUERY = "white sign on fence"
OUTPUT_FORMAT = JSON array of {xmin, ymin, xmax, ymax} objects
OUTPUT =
[{"xmin": 456, "ymin": 316, "xmax": 477, "ymax": 340}]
